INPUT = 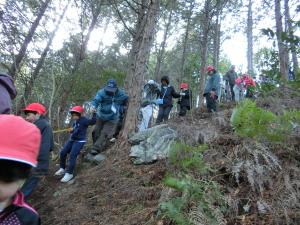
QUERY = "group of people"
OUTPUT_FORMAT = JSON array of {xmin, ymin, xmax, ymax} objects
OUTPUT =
[{"xmin": 0, "ymin": 65, "xmax": 256, "ymax": 224}]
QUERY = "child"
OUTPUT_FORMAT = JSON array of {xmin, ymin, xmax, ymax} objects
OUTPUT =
[
  {"xmin": 55, "ymin": 106, "xmax": 96, "ymax": 182},
  {"xmin": 21, "ymin": 103, "xmax": 53, "ymax": 198},
  {"xmin": 178, "ymin": 82, "xmax": 191, "ymax": 117},
  {"xmin": 0, "ymin": 115, "xmax": 41, "ymax": 224}
]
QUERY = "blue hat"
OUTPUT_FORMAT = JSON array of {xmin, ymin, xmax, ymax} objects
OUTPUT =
[{"xmin": 105, "ymin": 79, "xmax": 118, "ymax": 92}]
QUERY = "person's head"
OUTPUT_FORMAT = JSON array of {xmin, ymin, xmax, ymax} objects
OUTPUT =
[
  {"xmin": 23, "ymin": 103, "xmax": 46, "ymax": 123},
  {"xmin": 161, "ymin": 76, "xmax": 169, "ymax": 86},
  {"xmin": 69, "ymin": 106, "xmax": 84, "ymax": 120},
  {"xmin": 104, "ymin": 79, "xmax": 118, "ymax": 96},
  {"xmin": 207, "ymin": 65, "xmax": 216, "ymax": 76},
  {"xmin": 0, "ymin": 73, "xmax": 17, "ymax": 114},
  {"xmin": 230, "ymin": 65, "xmax": 235, "ymax": 71},
  {"xmin": 180, "ymin": 82, "xmax": 188, "ymax": 90},
  {"xmin": 0, "ymin": 115, "xmax": 40, "ymax": 204}
]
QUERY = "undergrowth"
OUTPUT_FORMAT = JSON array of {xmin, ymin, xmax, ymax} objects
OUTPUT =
[
  {"xmin": 231, "ymin": 99, "xmax": 300, "ymax": 142},
  {"xmin": 160, "ymin": 142, "xmax": 227, "ymax": 225}
]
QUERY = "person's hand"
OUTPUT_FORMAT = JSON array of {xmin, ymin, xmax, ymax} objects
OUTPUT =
[
  {"xmin": 210, "ymin": 91, "xmax": 216, "ymax": 98},
  {"xmin": 90, "ymin": 107, "xmax": 96, "ymax": 113},
  {"xmin": 180, "ymin": 92, "xmax": 186, "ymax": 96}
]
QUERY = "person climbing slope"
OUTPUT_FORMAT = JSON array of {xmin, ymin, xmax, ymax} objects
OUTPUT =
[
  {"xmin": 156, "ymin": 76, "xmax": 180, "ymax": 124},
  {"xmin": 21, "ymin": 103, "xmax": 53, "ymax": 198},
  {"xmin": 224, "ymin": 65, "xmax": 237, "ymax": 101},
  {"xmin": 178, "ymin": 82, "xmax": 192, "ymax": 117},
  {"xmin": 203, "ymin": 66, "xmax": 221, "ymax": 113},
  {"xmin": 55, "ymin": 106, "xmax": 96, "ymax": 182}
]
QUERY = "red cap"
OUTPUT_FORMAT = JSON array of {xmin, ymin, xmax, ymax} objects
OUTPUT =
[
  {"xmin": 180, "ymin": 83, "xmax": 188, "ymax": 89},
  {"xmin": 207, "ymin": 65, "xmax": 215, "ymax": 72},
  {"xmin": 23, "ymin": 103, "xmax": 46, "ymax": 115},
  {"xmin": 70, "ymin": 106, "xmax": 84, "ymax": 114},
  {"xmin": 0, "ymin": 115, "xmax": 41, "ymax": 167}
]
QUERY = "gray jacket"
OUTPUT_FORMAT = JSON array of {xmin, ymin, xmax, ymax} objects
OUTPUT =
[
  {"xmin": 204, "ymin": 72, "xmax": 221, "ymax": 96},
  {"xmin": 0, "ymin": 73, "xmax": 17, "ymax": 114}
]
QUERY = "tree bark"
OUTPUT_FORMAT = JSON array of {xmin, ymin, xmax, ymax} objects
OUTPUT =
[
  {"xmin": 154, "ymin": 4, "xmax": 173, "ymax": 81},
  {"xmin": 284, "ymin": 0, "xmax": 299, "ymax": 74},
  {"xmin": 213, "ymin": 10, "xmax": 221, "ymax": 68},
  {"xmin": 17, "ymin": 1, "xmax": 70, "ymax": 112},
  {"xmin": 180, "ymin": 0, "xmax": 194, "ymax": 81},
  {"xmin": 122, "ymin": 0, "xmax": 160, "ymax": 137},
  {"xmin": 9, "ymin": 0, "xmax": 51, "ymax": 80},
  {"xmin": 247, "ymin": 0, "xmax": 254, "ymax": 75},
  {"xmin": 275, "ymin": 0, "xmax": 289, "ymax": 80},
  {"xmin": 198, "ymin": 0, "xmax": 211, "ymax": 107}
]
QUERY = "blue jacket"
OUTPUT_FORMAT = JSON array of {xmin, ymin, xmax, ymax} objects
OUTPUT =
[
  {"xmin": 33, "ymin": 117, "xmax": 54, "ymax": 175},
  {"xmin": 70, "ymin": 114, "xmax": 96, "ymax": 141},
  {"xmin": 159, "ymin": 85, "xmax": 180, "ymax": 107},
  {"xmin": 91, "ymin": 88, "xmax": 128, "ymax": 121},
  {"xmin": 204, "ymin": 72, "xmax": 221, "ymax": 96}
]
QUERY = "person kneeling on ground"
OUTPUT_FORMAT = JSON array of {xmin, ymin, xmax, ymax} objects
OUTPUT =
[
  {"xmin": 90, "ymin": 79, "xmax": 128, "ymax": 155},
  {"xmin": 55, "ymin": 106, "xmax": 96, "ymax": 182},
  {"xmin": 0, "ymin": 115, "xmax": 41, "ymax": 225},
  {"xmin": 21, "ymin": 103, "xmax": 53, "ymax": 199},
  {"xmin": 156, "ymin": 76, "xmax": 180, "ymax": 124},
  {"xmin": 178, "ymin": 82, "xmax": 192, "ymax": 117}
]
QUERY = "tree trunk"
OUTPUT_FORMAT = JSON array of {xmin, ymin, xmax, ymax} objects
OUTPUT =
[
  {"xmin": 284, "ymin": 0, "xmax": 299, "ymax": 74},
  {"xmin": 275, "ymin": 0, "xmax": 289, "ymax": 80},
  {"xmin": 180, "ymin": 0, "xmax": 194, "ymax": 81},
  {"xmin": 9, "ymin": 0, "xmax": 51, "ymax": 79},
  {"xmin": 198, "ymin": 0, "xmax": 211, "ymax": 108},
  {"xmin": 17, "ymin": 1, "xmax": 70, "ymax": 113},
  {"xmin": 247, "ymin": 0, "xmax": 254, "ymax": 75},
  {"xmin": 122, "ymin": 0, "xmax": 160, "ymax": 137},
  {"xmin": 154, "ymin": 4, "xmax": 173, "ymax": 81},
  {"xmin": 213, "ymin": 10, "xmax": 221, "ymax": 68}
]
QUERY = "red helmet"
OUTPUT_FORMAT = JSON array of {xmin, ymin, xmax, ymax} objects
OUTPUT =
[
  {"xmin": 180, "ymin": 82, "xmax": 188, "ymax": 89},
  {"xmin": 207, "ymin": 65, "xmax": 215, "ymax": 73},
  {"xmin": 70, "ymin": 106, "xmax": 84, "ymax": 114},
  {"xmin": 23, "ymin": 103, "xmax": 46, "ymax": 115}
]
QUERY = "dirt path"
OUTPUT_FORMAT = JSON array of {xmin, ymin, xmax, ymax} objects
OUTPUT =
[{"xmin": 30, "ymin": 144, "xmax": 166, "ymax": 225}]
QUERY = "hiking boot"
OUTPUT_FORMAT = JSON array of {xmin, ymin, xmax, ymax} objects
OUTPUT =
[
  {"xmin": 54, "ymin": 168, "xmax": 65, "ymax": 176},
  {"xmin": 61, "ymin": 173, "xmax": 73, "ymax": 183}
]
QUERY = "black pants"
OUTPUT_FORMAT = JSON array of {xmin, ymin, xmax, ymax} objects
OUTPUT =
[
  {"xmin": 205, "ymin": 94, "xmax": 217, "ymax": 112},
  {"xmin": 179, "ymin": 105, "xmax": 188, "ymax": 116},
  {"xmin": 91, "ymin": 119, "xmax": 117, "ymax": 153},
  {"xmin": 156, "ymin": 106, "xmax": 172, "ymax": 124},
  {"xmin": 229, "ymin": 83, "xmax": 235, "ymax": 101}
]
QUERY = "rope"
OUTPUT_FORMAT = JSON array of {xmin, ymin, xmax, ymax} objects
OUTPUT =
[{"xmin": 52, "ymin": 128, "xmax": 72, "ymax": 134}]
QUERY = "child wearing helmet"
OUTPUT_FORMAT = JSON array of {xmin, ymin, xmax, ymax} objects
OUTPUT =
[
  {"xmin": 178, "ymin": 82, "xmax": 192, "ymax": 116},
  {"xmin": 0, "ymin": 115, "xmax": 41, "ymax": 224},
  {"xmin": 203, "ymin": 66, "xmax": 221, "ymax": 112},
  {"xmin": 21, "ymin": 103, "xmax": 54, "ymax": 199},
  {"xmin": 54, "ymin": 106, "xmax": 96, "ymax": 182}
]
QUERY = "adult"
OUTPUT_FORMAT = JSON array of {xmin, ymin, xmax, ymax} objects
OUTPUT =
[
  {"xmin": 203, "ymin": 66, "xmax": 221, "ymax": 113},
  {"xmin": 90, "ymin": 79, "xmax": 128, "ymax": 155},
  {"xmin": 138, "ymin": 80, "xmax": 160, "ymax": 131},
  {"xmin": 156, "ymin": 76, "xmax": 180, "ymax": 124},
  {"xmin": 224, "ymin": 65, "xmax": 237, "ymax": 101},
  {"xmin": 0, "ymin": 73, "xmax": 17, "ymax": 114}
]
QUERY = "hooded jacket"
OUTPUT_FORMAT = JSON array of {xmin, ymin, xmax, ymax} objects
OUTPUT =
[
  {"xmin": 91, "ymin": 88, "xmax": 128, "ymax": 122},
  {"xmin": 204, "ymin": 72, "xmax": 221, "ymax": 96},
  {"xmin": 0, "ymin": 74, "xmax": 17, "ymax": 114}
]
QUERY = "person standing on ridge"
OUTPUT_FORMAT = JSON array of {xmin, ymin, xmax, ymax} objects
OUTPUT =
[
  {"xmin": 178, "ymin": 82, "xmax": 192, "ymax": 117},
  {"xmin": 224, "ymin": 65, "xmax": 237, "ymax": 101},
  {"xmin": 203, "ymin": 66, "xmax": 221, "ymax": 113},
  {"xmin": 156, "ymin": 76, "xmax": 180, "ymax": 124}
]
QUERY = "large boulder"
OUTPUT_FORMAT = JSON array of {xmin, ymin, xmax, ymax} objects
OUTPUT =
[{"xmin": 129, "ymin": 124, "xmax": 177, "ymax": 164}]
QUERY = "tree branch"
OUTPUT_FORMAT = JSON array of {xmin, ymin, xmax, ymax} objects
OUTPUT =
[{"xmin": 112, "ymin": 0, "xmax": 135, "ymax": 36}]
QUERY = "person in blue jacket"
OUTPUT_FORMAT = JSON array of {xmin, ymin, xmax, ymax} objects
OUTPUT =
[
  {"xmin": 156, "ymin": 76, "xmax": 180, "ymax": 124},
  {"xmin": 90, "ymin": 79, "xmax": 128, "ymax": 155},
  {"xmin": 54, "ymin": 106, "xmax": 96, "ymax": 182},
  {"xmin": 21, "ymin": 103, "xmax": 53, "ymax": 199},
  {"xmin": 203, "ymin": 65, "xmax": 221, "ymax": 112}
]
